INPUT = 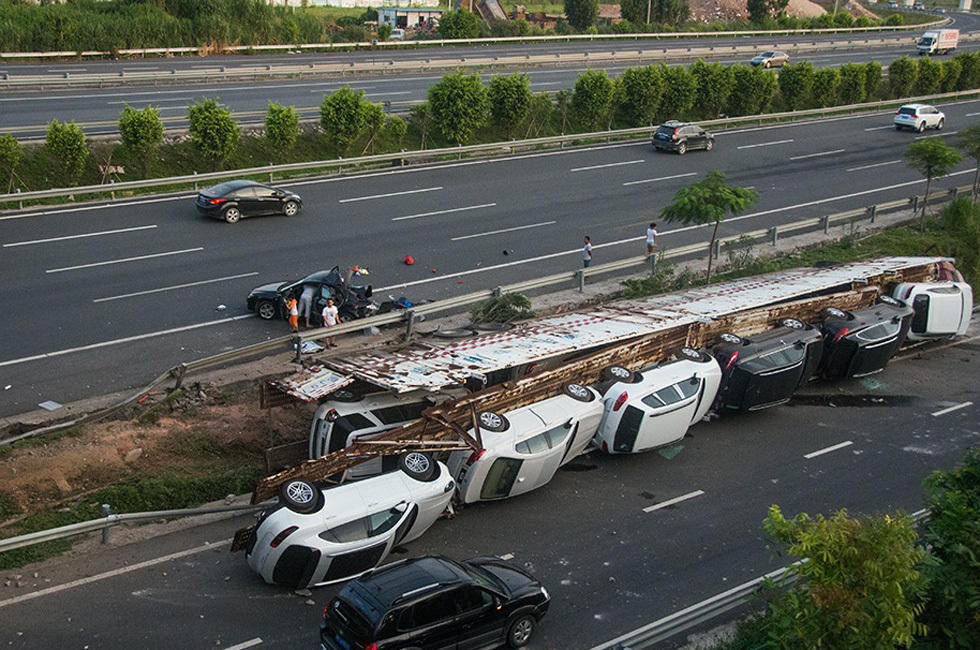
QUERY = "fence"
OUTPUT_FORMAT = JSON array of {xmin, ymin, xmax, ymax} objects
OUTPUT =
[{"xmin": 3, "ymin": 88, "xmax": 979, "ymax": 208}]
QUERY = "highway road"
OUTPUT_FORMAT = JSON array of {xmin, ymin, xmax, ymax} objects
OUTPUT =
[
  {"xmin": 0, "ymin": 333, "xmax": 976, "ymax": 649},
  {"xmin": 1, "ymin": 100, "xmax": 980, "ymax": 419}
]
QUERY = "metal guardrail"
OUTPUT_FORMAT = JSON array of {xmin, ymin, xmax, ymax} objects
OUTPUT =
[{"xmin": 3, "ymin": 88, "xmax": 978, "ymax": 207}]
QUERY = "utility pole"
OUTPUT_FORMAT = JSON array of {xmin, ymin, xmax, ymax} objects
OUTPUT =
[{"xmin": 647, "ymin": 0, "xmax": 652, "ymax": 24}]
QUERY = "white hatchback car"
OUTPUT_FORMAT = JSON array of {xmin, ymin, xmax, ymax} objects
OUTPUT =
[
  {"xmin": 594, "ymin": 348, "xmax": 721, "ymax": 454},
  {"xmin": 894, "ymin": 104, "xmax": 945, "ymax": 132},
  {"xmin": 891, "ymin": 281, "xmax": 973, "ymax": 341},
  {"xmin": 447, "ymin": 384, "xmax": 603, "ymax": 504},
  {"xmin": 240, "ymin": 452, "xmax": 454, "ymax": 588}
]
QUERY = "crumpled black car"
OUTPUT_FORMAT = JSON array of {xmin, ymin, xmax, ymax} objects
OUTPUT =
[
  {"xmin": 818, "ymin": 296, "xmax": 914, "ymax": 378},
  {"xmin": 246, "ymin": 266, "xmax": 376, "ymax": 324}
]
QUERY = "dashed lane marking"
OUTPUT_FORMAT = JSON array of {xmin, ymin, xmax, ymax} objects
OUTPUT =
[
  {"xmin": 93, "ymin": 272, "xmax": 259, "ymax": 303},
  {"xmin": 931, "ymin": 401, "xmax": 973, "ymax": 417},
  {"xmin": 804, "ymin": 441, "xmax": 853, "ymax": 459},
  {"xmin": 225, "ymin": 639, "xmax": 263, "ymax": 650},
  {"xmin": 451, "ymin": 221, "xmax": 555, "ymax": 241},
  {"xmin": 736, "ymin": 139, "xmax": 794, "ymax": 150},
  {"xmin": 45, "ymin": 247, "xmax": 203, "ymax": 273},
  {"xmin": 391, "ymin": 203, "xmax": 495, "ymax": 222},
  {"xmin": 3, "ymin": 224, "xmax": 157, "ymax": 247},
  {"xmin": 643, "ymin": 490, "xmax": 704, "ymax": 513},
  {"xmin": 789, "ymin": 149, "xmax": 845, "ymax": 161},
  {"xmin": 570, "ymin": 160, "xmax": 644, "ymax": 172},
  {"xmin": 339, "ymin": 186, "xmax": 442, "ymax": 203}
]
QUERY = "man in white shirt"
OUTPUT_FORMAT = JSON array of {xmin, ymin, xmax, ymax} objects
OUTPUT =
[
  {"xmin": 321, "ymin": 298, "xmax": 339, "ymax": 347},
  {"xmin": 646, "ymin": 223, "xmax": 659, "ymax": 256},
  {"xmin": 583, "ymin": 235, "xmax": 593, "ymax": 268}
]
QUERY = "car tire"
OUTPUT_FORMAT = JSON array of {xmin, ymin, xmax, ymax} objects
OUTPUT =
[
  {"xmin": 600, "ymin": 365, "xmax": 640, "ymax": 383},
  {"xmin": 821, "ymin": 307, "xmax": 848, "ymax": 320},
  {"xmin": 677, "ymin": 142, "xmax": 687, "ymax": 155},
  {"xmin": 562, "ymin": 383, "xmax": 595, "ymax": 402},
  {"xmin": 917, "ymin": 121, "xmax": 926, "ymax": 133},
  {"xmin": 678, "ymin": 346, "xmax": 705, "ymax": 362},
  {"xmin": 718, "ymin": 332, "xmax": 743, "ymax": 346},
  {"xmin": 877, "ymin": 295, "xmax": 903, "ymax": 307},
  {"xmin": 398, "ymin": 451, "xmax": 436, "ymax": 481},
  {"xmin": 330, "ymin": 389, "xmax": 361, "ymax": 403},
  {"xmin": 781, "ymin": 318, "xmax": 806, "ymax": 330},
  {"xmin": 256, "ymin": 300, "xmax": 277, "ymax": 320},
  {"xmin": 936, "ymin": 118, "xmax": 944, "ymax": 131},
  {"xmin": 764, "ymin": 61, "xmax": 770, "ymax": 68},
  {"xmin": 283, "ymin": 200, "xmax": 300, "ymax": 217},
  {"xmin": 506, "ymin": 614, "xmax": 536, "ymax": 648},
  {"xmin": 432, "ymin": 327, "xmax": 476, "ymax": 339},
  {"xmin": 223, "ymin": 206, "xmax": 242, "ymax": 224},
  {"xmin": 478, "ymin": 411, "xmax": 510, "ymax": 432},
  {"xmin": 279, "ymin": 478, "xmax": 323, "ymax": 514},
  {"xmin": 895, "ymin": 124, "xmax": 903, "ymax": 131},
  {"xmin": 705, "ymin": 139, "xmax": 714, "ymax": 151}
]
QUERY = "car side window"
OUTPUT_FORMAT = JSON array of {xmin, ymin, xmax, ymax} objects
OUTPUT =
[
  {"xmin": 254, "ymin": 186, "xmax": 276, "ymax": 198},
  {"xmin": 373, "ymin": 402, "xmax": 427, "ymax": 425},
  {"xmin": 455, "ymin": 586, "xmax": 493, "ymax": 614},
  {"xmin": 403, "ymin": 591, "xmax": 458, "ymax": 628},
  {"xmin": 675, "ymin": 378, "xmax": 700, "ymax": 399},
  {"xmin": 234, "ymin": 187, "xmax": 257, "ymax": 199},
  {"xmin": 480, "ymin": 458, "xmax": 523, "ymax": 500}
]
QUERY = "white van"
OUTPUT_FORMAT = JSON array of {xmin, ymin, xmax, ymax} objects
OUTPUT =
[{"xmin": 891, "ymin": 282, "xmax": 972, "ymax": 341}]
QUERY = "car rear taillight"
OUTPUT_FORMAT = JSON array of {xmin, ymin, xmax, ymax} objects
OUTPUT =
[
  {"xmin": 833, "ymin": 327, "xmax": 850, "ymax": 343},
  {"xmin": 325, "ymin": 409, "xmax": 339, "ymax": 422},
  {"xmin": 903, "ymin": 286, "xmax": 914, "ymax": 300},
  {"xmin": 269, "ymin": 526, "xmax": 298, "ymax": 548},
  {"xmin": 365, "ymin": 644, "xmax": 378, "ymax": 650},
  {"xmin": 322, "ymin": 605, "xmax": 330, "ymax": 621},
  {"xmin": 612, "ymin": 391, "xmax": 629, "ymax": 412},
  {"xmin": 672, "ymin": 130, "xmax": 678, "ymax": 141},
  {"xmin": 467, "ymin": 449, "xmax": 486, "ymax": 465},
  {"xmin": 208, "ymin": 198, "xmax": 227, "ymax": 205},
  {"xmin": 724, "ymin": 351, "xmax": 739, "ymax": 371},
  {"xmin": 601, "ymin": 440, "xmax": 608, "ymax": 453}
]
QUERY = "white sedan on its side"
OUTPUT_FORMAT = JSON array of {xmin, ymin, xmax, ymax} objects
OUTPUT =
[{"xmin": 894, "ymin": 103, "xmax": 945, "ymax": 132}]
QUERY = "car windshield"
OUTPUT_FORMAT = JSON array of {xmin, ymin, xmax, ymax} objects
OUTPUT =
[
  {"xmin": 656, "ymin": 125, "xmax": 676, "ymax": 136},
  {"xmin": 462, "ymin": 563, "xmax": 507, "ymax": 593},
  {"xmin": 739, "ymin": 345, "xmax": 805, "ymax": 373},
  {"xmin": 853, "ymin": 321, "xmax": 900, "ymax": 342},
  {"xmin": 761, "ymin": 51, "xmax": 774, "ymax": 57}
]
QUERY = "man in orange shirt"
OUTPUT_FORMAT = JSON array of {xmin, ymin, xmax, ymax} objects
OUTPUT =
[{"xmin": 285, "ymin": 294, "xmax": 299, "ymax": 333}]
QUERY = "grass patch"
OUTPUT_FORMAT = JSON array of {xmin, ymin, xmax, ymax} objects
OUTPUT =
[{"xmin": 0, "ymin": 491, "xmax": 21, "ymax": 520}]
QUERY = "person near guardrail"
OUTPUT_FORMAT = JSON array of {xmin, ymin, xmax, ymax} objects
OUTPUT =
[
  {"xmin": 646, "ymin": 223, "xmax": 659, "ymax": 256},
  {"xmin": 583, "ymin": 236, "xmax": 593, "ymax": 268},
  {"xmin": 299, "ymin": 283, "xmax": 317, "ymax": 328},
  {"xmin": 285, "ymin": 294, "xmax": 299, "ymax": 333},
  {"xmin": 321, "ymin": 298, "xmax": 339, "ymax": 348}
]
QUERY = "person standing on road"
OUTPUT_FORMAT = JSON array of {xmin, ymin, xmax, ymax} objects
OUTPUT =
[
  {"xmin": 298, "ymin": 283, "xmax": 316, "ymax": 328},
  {"xmin": 285, "ymin": 294, "xmax": 299, "ymax": 333},
  {"xmin": 646, "ymin": 223, "xmax": 659, "ymax": 256},
  {"xmin": 321, "ymin": 298, "xmax": 339, "ymax": 348},
  {"xmin": 583, "ymin": 236, "xmax": 593, "ymax": 268}
]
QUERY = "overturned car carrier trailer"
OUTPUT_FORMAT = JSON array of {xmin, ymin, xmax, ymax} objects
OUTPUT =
[{"xmin": 252, "ymin": 257, "xmax": 953, "ymax": 503}]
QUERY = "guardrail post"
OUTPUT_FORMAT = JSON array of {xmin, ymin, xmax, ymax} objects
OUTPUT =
[
  {"xmin": 712, "ymin": 238, "xmax": 721, "ymax": 260},
  {"xmin": 405, "ymin": 309, "xmax": 416, "ymax": 338},
  {"xmin": 193, "ymin": 171, "xmax": 198, "ymax": 191},
  {"xmin": 866, "ymin": 205, "xmax": 876, "ymax": 223},
  {"xmin": 822, "ymin": 215, "xmax": 830, "ymax": 234},
  {"xmin": 293, "ymin": 335, "xmax": 303, "ymax": 363},
  {"xmin": 770, "ymin": 226, "xmax": 778, "ymax": 246},
  {"xmin": 110, "ymin": 179, "xmax": 115, "ymax": 201},
  {"xmin": 575, "ymin": 269, "xmax": 585, "ymax": 292},
  {"xmin": 649, "ymin": 254, "xmax": 657, "ymax": 275},
  {"xmin": 16, "ymin": 188, "xmax": 22, "ymax": 211},
  {"xmin": 101, "ymin": 504, "xmax": 112, "ymax": 544},
  {"xmin": 492, "ymin": 286, "xmax": 502, "ymax": 298},
  {"xmin": 171, "ymin": 363, "xmax": 187, "ymax": 390},
  {"xmin": 910, "ymin": 195, "xmax": 919, "ymax": 215}
]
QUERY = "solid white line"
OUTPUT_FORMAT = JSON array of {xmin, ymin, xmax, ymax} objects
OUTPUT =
[
  {"xmin": 93, "ymin": 272, "xmax": 260, "ymax": 303},
  {"xmin": 339, "ymin": 186, "xmax": 442, "ymax": 203},
  {"xmin": 967, "ymin": 112, "xmax": 980, "ymax": 117},
  {"xmin": 392, "ymin": 202, "xmax": 496, "ymax": 222},
  {"xmin": 622, "ymin": 172, "xmax": 697, "ymax": 186},
  {"xmin": 643, "ymin": 490, "xmax": 705, "ymax": 513},
  {"xmin": 915, "ymin": 130, "xmax": 958, "ymax": 140},
  {"xmin": 847, "ymin": 160, "xmax": 901, "ymax": 172},
  {"xmin": 451, "ymin": 221, "xmax": 556, "ymax": 241},
  {"xmin": 45, "ymin": 247, "xmax": 203, "ymax": 273},
  {"xmin": 789, "ymin": 148, "xmax": 845, "ymax": 161},
  {"xmin": 0, "ymin": 315, "xmax": 254, "ymax": 369},
  {"xmin": 864, "ymin": 125, "xmax": 894, "ymax": 131},
  {"xmin": 106, "ymin": 97, "xmax": 193, "ymax": 105},
  {"xmin": 0, "ymin": 194, "xmax": 193, "ymax": 221},
  {"xmin": 736, "ymin": 139, "xmax": 794, "ymax": 150},
  {"xmin": 804, "ymin": 441, "xmax": 853, "ymax": 459},
  {"xmin": 364, "ymin": 91, "xmax": 411, "ymax": 97},
  {"xmin": 3, "ymin": 224, "xmax": 157, "ymax": 247},
  {"xmin": 310, "ymin": 86, "xmax": 375, "ymax": 93},
  {"xmin": 570, "ymin": 160, "xmax": 644, "ymax": 172},
  {"xmin": 0, "ymin": 539, "xmax": 230, "ymax": 609},
  {"xmin": 225, "ymin": 639, "xmax": 263, "ymax": 650},
  {"xmin": 931, "ymin": 401, "xmax": 973, "ymax": 417}
]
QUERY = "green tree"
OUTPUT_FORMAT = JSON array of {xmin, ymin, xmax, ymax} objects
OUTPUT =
[
  {"xmin": 523, "ymin": 92, "xmax": 555, "ymax": 139},
  {"xmin": 957, "ymin": 124, "xmax": 980, "ymax": 201},
  {"xmin": 726, "ymin": 65, "xmax": 777, "ymax": 116},
  {"xmin": 437, "ymin": 9, "xmax": 480, "ymax": 39},
  {"xmin": 838, "ymin": 63, "xmax": 867, "ymax": 105},
  {"xmin": 658, "ymin": 64, "xmax": 697, "ymax": 120},
  {"xmin": 564, "ymin": 0, "xmax": 598, "ymax": 30},
  {"xmin": 570, "ymin": 70, "xmax": 614, "ymax": 131},
  {"xmin": 915, "ymin": 57, "xmax": 943, "ymax": 95},
  {"xmin": 408, "ymin": 103, "xmax": 433, "ymax": 149},
  {"xmin": 264, "ymin": 101, "xmax": 299, "ymax": 158},
  {"xmin": 118, "ymin": 104, "xmax": 164, "ymax": 177},
  {"xmin": 906, "ymin": 138, "xmax": 962, "ymax": 227},
  {"xmin": 620, "ymin": 65, "xmax": 663, "ymax": 126},
  {"xmin": 889, "ymin": 56, "xmax": 918, "ymax": 98},
  {"xmin": 833, "ymin": 10, "xmax": 854, "ymax": 27},
  {"xmin": 690, "ymin": 59, "xmax": 734, "ymax": 120},
  {"xmin": 940, "ymin": 59, "xmax": 962, "ymax": 93},
  {"xmin": 488, "ymin": 73, "xmax": 533, "ymax": 138},
  {"xmin": 45, "ymin": 120, "xmax": 89, "ymax": 184},
  {"xmin": 778, "ymin": 61, "xmax": 814, "ymax": 110},
  {"xmin": 320, "ymin": 87, "xmax": 375, "ymax": 152},
  {"xmin": 428, "ymin": 73, "xmax": 490, "ymax": 145},
  {"xmin": 187, "ymin": 98, "xmax": 240, "ymax": 168},
  {"xmin": 0, "ymin": 134, "xmax": 22, "ymax": 192},
  {"xmin": 660, "ymin": 171, "xmax": 756, "ymax": 281},
  {"xmin": 763, "ymin": 506, "xmax": 926, "ymax": 650},
  {"xmin": 376, "ymin": 23, "xmax": 392, "ymax": 41},
  {"xmin": 864, "ymin": 60, "xmax": 883, "ymax": 99},
  {"xmin": 619, "ymin": 0, "xmax": 647, "ymax": 24},
  {"xmin": 382, "ymin": 115, "xmax": 407, "ymax": 148},
  {"xmin": 359, "ymin": 102, "xmax": 386, "ymax": 154},
  {"xmin": 810, "ymin": 67, "xmax": 841, "ymax": 108},
  {"xmin": 747, "ymin": 0, "xmax": 789, "ymax": 22}
]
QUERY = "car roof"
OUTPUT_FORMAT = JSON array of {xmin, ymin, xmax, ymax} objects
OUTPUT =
[
  {"xmin": 827, "ymin": 301, "xmax": 912, "ymax": 333},
  {"xmin": 637, "ymin": 357, "xmax": 718, "ymax": 388},
  {"xmin": 344, "ymin": 555, "xmax": 469, "ymax": 611},
  {"xmin": 900, "ymin": 103, "xmax": 931, "ymax": 110},
  {"xmin": 715, "ymin": 324, "xmax": 820, "ymax": 359},
  {"xmin": 474, "ymin": 391, "xmax": 600, "ymax": 450},
  {"xmin": 204, "ymin": 179, "xmax": 261, "ymax": 194},
  {"xmin": 315, "ymin": 388, "xmax": 451, "ymax": 417},
  {"xmin": 661, "ymin": 120, "xmax": 688, "ymax": 128}
]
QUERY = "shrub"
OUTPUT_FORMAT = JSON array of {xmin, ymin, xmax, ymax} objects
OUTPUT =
[
  {"xmin": 45, "ymin": 120, "xmax": 88, "ymax": 184},
  {"xmin": 187, "ymin": 98, "xmax": 240, "ymax": 168},
  {"xmin": 488, "ymin": 73, "xmax": 533, "ymax": 137},
  {"xmin": 264, "ymin": 101, "xmax": 299, "ymax": 156},
  {"xmin": 470, "ymin": 293, "xmax": 535, "ymax": 323},
  {"xmin": 571, "ymin": 70, "xmax": 615, "ymax": 131},
  {"xmin": 690, "ymin": 58, "xmax": 734, "ymax": 120},
  {"xmin": 428, "ymin": 73, "xmax": 490, "ymax": 145},
  {"xmin": 889, "ymin": 57, "xmax": 918, "ymax": 98},
  {"xmin": 915, "ymin": 57, "xmax": 943, "ymax": 95},
  {"xmin": 864, "ymin": 60, "xmax": 883, "ymax": 99},
  {"xmin": 118, "ymin": 104, "xmax": 164, "ymax": 176},
  {"xmin": 619, "ymin": 65, "xmax": 663, "ymax": 126},
  {"xmin": 726, "ymin": 65, "xmax": 777, "ymax": 116},
  {"xmin": 778, "ymin": 61, "xmax": 814, "ymax": 110},
  {"xmin": 810, "ymin": 67, "xmax": 840, "ymax": 108},
  {"xmin": 838, "ymin": 63, "xmax": 866, "ymax": 105},
  {"xmin": 437, "ymin": 9, "xmax": 480, "ymax": 38},
  {"xmin": 564, "ymin": 0, "xmax": 599, "ymax": 30},
  {"xmin": 0, "ymin": 134, "xmax": 22, "ymax": 191},
  {"xmin": 320, "ymin": 87, "xmax": 376, "ymax": 151},
  {"xmin": 657, "ymin": 64, "xmax": 697, "ymax": 120},
  {"xmin": 940, "ymin": 59, "xmax": 963, "ymax": 93}
]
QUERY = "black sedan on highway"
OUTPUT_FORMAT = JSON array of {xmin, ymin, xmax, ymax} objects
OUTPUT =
[
  {"xmin": 195, "ymin": 180, "xmax": 302, "ymax": 224},
  {"xmin": 246, "ymin": 266, "xmax": 376, "ymax": 323}
]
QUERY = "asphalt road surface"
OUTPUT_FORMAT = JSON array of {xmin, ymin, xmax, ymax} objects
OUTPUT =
[
  {"xmin": 0, "ymin": 331, "xmax": 976, "ymax": 649},
  {"xmin": 2, "ymin": 100, "xmax": 980, "ymax": 418}
]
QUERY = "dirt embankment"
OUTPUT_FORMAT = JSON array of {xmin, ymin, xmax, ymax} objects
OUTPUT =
[{"xmin": 686, "ymin": 0, "xmax": 827, "ymax": 21}]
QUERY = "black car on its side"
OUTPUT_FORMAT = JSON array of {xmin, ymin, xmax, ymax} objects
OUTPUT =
[
  {"xmin": 195, "ymin": 180, "xmax": 302, "ymax": 223},
  {"xmin": 320, "ymin": 555, "xmax": 550, "ymax": 650},
  {"xmin": 246, "ymin": 266, "xmax": 376, "ymax": 323},
  {"xmin": 818, "ymin": 296, "xmax": 914, "ymax": 379},
  {"xmin": 712, "ymin": 318, "xmax": 824, "ymax": 412},
  {"xmin": 653, "ymin": 121, "xmax": 715, "ymax": 155}
]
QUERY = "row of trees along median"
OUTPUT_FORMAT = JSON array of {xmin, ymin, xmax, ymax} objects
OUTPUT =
[{"xmin": 2, "ymin": 53, "xmax": 980, "ymax": 195}]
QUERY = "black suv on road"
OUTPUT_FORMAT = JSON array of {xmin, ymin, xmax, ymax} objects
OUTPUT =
[
  {"xmin": 653, "ymin": 121, "xmax": 715, "ymax": 155},
  {"xmin": 320, "ymin": 555, "xmax": 550, "ymax": 650}
]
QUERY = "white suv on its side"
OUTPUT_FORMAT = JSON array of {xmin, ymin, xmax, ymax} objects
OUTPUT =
[
  {"xmin": 240, "ymin": 452, "xmax": 454, "ymax": 588},
  {"xmin": 894, "ymin": 104, "xmax": 945, "ymax": 132}
]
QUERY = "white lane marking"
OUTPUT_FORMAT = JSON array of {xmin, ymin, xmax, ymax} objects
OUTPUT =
[
  {"xmin": 45, "ymin": 247, "xmax": 203, "ymax": 274},
  {"xmin": 339, "ymin": 186, "xmax": 442, "ymax": 203},
  {"xmin": 915, "ymin": 130, "xmax": 958, "ymax": 140},
  {"xmin": 530, "ymin": 81, "xmax": 563, "ymax": 86},
  {"xmin": 847, "ymin": 160, "xmax": 901, "ymax": 172},
  {"xmin": 737, "ymin": 139, "xmax": 794, "ymax": 150},
  {"xmin": 967, "ymin": 112, "xmax": 980, "ymax": 117},
  {"xmin": 570, "ymin": 160, "xmax": 644, "ymax": 172},
  {"xmin": 364, "ymin": 91, "xmax": 412, "ymax": 97},
  {"xmin": 789, "ymin": 148, "xmax": 845, "ymax": 161},
  {"xmin": 46, "ymin": 69, "xmax": 81, "ymax": 73},
  {"xmin": 931, "ymin": 401, "xmax": 973, "ymax": 417},
  {"xmin": 804, "ymin": 441, "xmax": 853, "ymax": 459},
  {"xmin": 643, "ymin": 490, "xmax": 705, "ymax": 513},
  {"xmin": 0, "ymin": 315, "xmax": 253, "ymax": 369},
  {"xmin": 93, "ymin": 272, "xmax": 259, "ymax": 303},
  {"xmin": 864, "ymin": 125, "xmax": 894, "ymax": 131},
  {"xmin": 622, "ymin": 172, "xmax": 697, "ymax": 186},
  {"xmin": 225, "ymin": 640, "xmax": 263, "ymax": 650},
  {"xmin": 3, "ymin": 224, "xmax": 157, "ymax": 247},
  {"xmin": 0, "ymin": 194, "xmax": 192, "ymax": 221},
  {"xmin": 391, "ymin": 202, "xmax": 496, "ymax": 222},
  {"xmin": 123, "ymin": 66, "xmax": 159, "ymax": 71},
  {"xmin": 106, "ymin": 97, "xmax": 193, "ymax": 105},
  {"xmin": 0, "ymin": 539, "xmax": 230, "ymax": 609},
  {"xmin": 499, "ymin": 553, "xmax": 515, "ymax": 560},
  {"xmin": 310, "ymin": 86, "xmax": 375, "ymax": 93},
  {"xmin": 451, "ymin": 221, "xmax": 556, "ymax": 241}
]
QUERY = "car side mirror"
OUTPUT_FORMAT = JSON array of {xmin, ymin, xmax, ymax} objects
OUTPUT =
[
  {"xmin": 689, "ymin": 375, "xmax": 698, "ymax": 385},
  {"xmin": 563, "ymin": 420, "xmax": 573, "ymax": 429},
  {"xmin": 391, "ymin": 501, "xmax": 408, "ymax": 514}
]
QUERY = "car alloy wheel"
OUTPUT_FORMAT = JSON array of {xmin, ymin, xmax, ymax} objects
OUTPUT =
[
  {"xmin": 563, "ymin": 383, "xmax": 594, "ymax": 402},
  {"xmin": 285, "ymin": 481, "xmax": 314, "ymax": 505},
  {"xmin": 283, "ymin": 200, "xmax": 299, "ymax": 216},
  {"xmin": 479, "ymin": 411, "xmax": 507, "ymax": 431},
  {"xmin": 719, "ymin": 332, "xmax": 742, "ymax": 345},
  {"xmin": 256, "ymin": 300, "xmax": 277, "ymax": 320},
  {"xmin": 877, "ymin": 295, "xmax": 901, "ymax": 306},
  {"xmin": 937, "ymin": 118, "xmax": 944, "ymax": 130},
  {"xmin": 781, "ymin": 318, "xmax": 805, "ymax": 330},
  {"xmin": 917, "ymin": 121, "xmax": 926, "ymax": 133},
  {"xmin": 403, "ymin": 452, "xmax": 430, "ymax": 474},
  {"xmin": 279, "ymin": 478, "xmax": 321, "ymax": 513},
  {"xmin": 823, "ymin": 307, "xmax": 847, "ymax": 319},
  {"xmin": 507, "ymin": 615, "xmax": 536, "ymax": 648},
  {"xmin": 608, "ymin": 365, "xmax": 632, "ymax": 380},
  {"xmin": 677, "ymin": 143, "xmax": 687, "ymax": 155},
  {"xmin": 223, "ymin": 207, "xmax": 241, "ymax": 224},
  {"xmin": 679, "ymin": 346, "xmax": 703, "ymax": 361}
]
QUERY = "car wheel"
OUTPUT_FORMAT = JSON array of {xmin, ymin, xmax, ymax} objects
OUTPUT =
[
  {"xmin": 821, "ymin": 307, "xmax": 848, "ymax": 320},
  {"xmin": 781, "ymin": 318, "xmax": 806, "ymax": 330},
  {"xmin": 478, "ymin": 411, "xmax": 510, "ymax": 432},
  {"xmin": 705, "ymin": 139, "xmax": 714, "ymax": 151},
  {"xmin": 330, "ymin": 389, "xmax": 361, "ymax": 403},
  {"xmin": 677, "ymin": 142, "xmax": 687, "ymax": 155},
  {"xmin": 877, "ymin": 295, "xmax": 902, "ymax": 307},
  {"xmin": 398, "ymin": 451, "xmax": 436, "ymax": 481},
  {"xmin": 895, "ymin": 124, "xmax": 903, "ymax": 131},
  {"xmin": 507, "ymin": 614, "xmax": 536, "ymax": 648},
  {"xmin": 678, "ymin": 346, "xmax": 704, "ymax": 362},
  {"xmin": 600, "ymin": 365, "xmax": 640, "ymax": 383},
  {"xmin": 764, "ymin": 61, "xmax": 770, "ymax": 68},
  {"xmin": 282, "ymin": 200, "xmax": 300, "ymax": 217},
  {"xmin": 719, "ymin": 332, "xmax": 743, "ymax": 345},
  {"xmin": 936, "ymin": 118, "xmax": 944, "ymax": 131},
  {"xmin": 562, "ymin": 383, "xmax": 595, "ymax": 402},
  {"xmin": 432, "ymin": 327, "xmax": 476, "ymax": 339},
  {"xmin": 917, "ymin": 121, "xmax": 926, "ymax": 133},
  {"xmin": 223, "ymin": 206, "xmax": 242, "ymax": 224},
  {"xmin": 279, "ymin": 478, "xmax": 323, "ymax": 514},
  {"xmin": 256, "ymin": 300, "xmax": 277, "ymax": 320}
]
